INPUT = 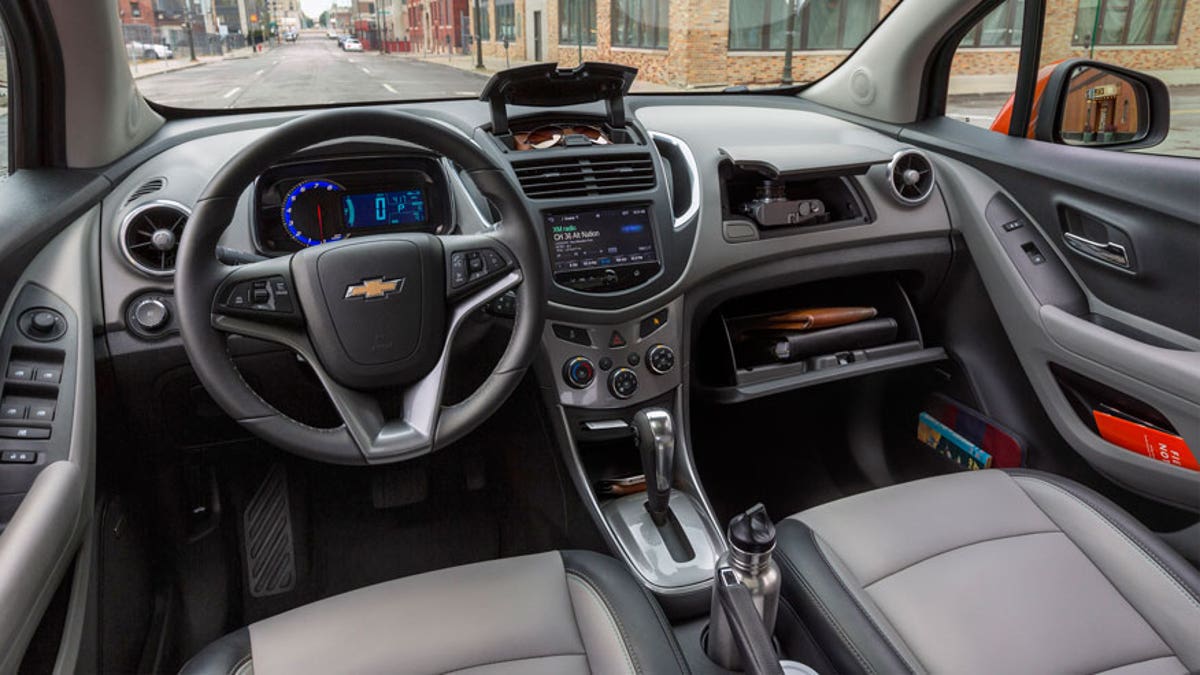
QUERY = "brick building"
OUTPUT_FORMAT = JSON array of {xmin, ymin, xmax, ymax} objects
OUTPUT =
[
  {"xmin": 466, "ymin": 0, "xmax": 1196, "ymax": 88},
  {"xmin": 117, "ymin": 0, "xmax": 160, "ymax": 43},
  {"xmin": 408, "ymin": 0, "xmax": 470, "ymax": 52}
]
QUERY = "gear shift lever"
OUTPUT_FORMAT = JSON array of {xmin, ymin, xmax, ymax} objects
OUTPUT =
[{"xmin": 633, "ymin": 408, "xmax": 674, "ymax": 526}]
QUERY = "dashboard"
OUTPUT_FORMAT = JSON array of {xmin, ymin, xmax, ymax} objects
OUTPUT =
[{"xmin": 252, "ymin": 154, "xmax": 452, "ymax": 255}]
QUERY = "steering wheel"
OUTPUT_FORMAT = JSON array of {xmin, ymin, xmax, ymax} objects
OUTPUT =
[{"xmin": 175, "ymin": 109, "xmax": 545, "ymax": 465}]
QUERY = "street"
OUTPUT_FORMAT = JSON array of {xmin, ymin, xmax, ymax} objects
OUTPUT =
[{"xmin": 137, "ymin": 31, "xmax": 489, "ymax": 109}]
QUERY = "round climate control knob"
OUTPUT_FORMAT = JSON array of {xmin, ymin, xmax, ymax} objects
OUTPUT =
[
  {"xmin": 563, "ymin": 356, "xmax": 596, "ymax": 389},
  {"xmin": 646, "ymin": 344, "xmax": 676, "ymax": 375},
  {"xmin": 608, "ymin": 367, "xmax": 639, "ymax": 400}
]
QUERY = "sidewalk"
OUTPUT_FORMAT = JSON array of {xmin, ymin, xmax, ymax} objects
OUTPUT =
[
  {"xmin": 400, "ymin": 50, "xmax": 684, "ymax": 92},
  {"xmin": 126, "ymin": 45, "xmax": 260, "ymax": 80}
]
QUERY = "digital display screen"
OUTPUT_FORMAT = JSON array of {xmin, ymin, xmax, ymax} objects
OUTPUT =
[
  {"xmin": 546, "ymin": 205, "xmax": 657, "ymax": 274},
  {"xmin": 341, "ymin": 189, "xmax": 426, "ymax": 228}
]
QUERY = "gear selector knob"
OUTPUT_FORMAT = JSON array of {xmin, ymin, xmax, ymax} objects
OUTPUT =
[{"xmin": 633, "ymin": 408, "xmax": 674, "ymax": 527}]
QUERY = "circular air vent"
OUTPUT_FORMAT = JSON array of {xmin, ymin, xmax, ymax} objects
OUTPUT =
[
  {"xmin": 886, "ymin": 150, "xmax": 935, "ymax": 206},
  {"xmin": 123, "ymin": 177, "xmax": 167, "ymax": 207},
  {"xmin": 119, "ymin": 200, "xmax": 191, "ymax": 277}
]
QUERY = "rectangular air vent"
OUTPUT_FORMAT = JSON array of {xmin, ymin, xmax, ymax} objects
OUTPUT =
[{"xmin": 512, "ymin": 154, "xmax": 657, "ymax": 199}]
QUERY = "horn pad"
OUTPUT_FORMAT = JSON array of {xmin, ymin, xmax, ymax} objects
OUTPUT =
[{"xmin": 291, "ymin": 235, "xmax": 446, "ymax": 389}]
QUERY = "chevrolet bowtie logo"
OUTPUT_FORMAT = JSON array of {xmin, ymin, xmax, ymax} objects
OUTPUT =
[{"xmin": 345, "ymin": 277, "xmax": 405, "ymax": 300}]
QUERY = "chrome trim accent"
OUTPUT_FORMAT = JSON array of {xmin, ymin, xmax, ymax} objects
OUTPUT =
[
  {"xmin": 886, "ymin": 149, "xmax": 935, "ymax": 206},
  {"xmin": 117, "ymin": 199, "xmax": 192, "ymax": 278},
  {"xmin": 443, "ymin": 157, "xmax": 498, "ymax": 231},
  {"xmin": 649, "ymin": 131, "xmax": 701, "ymax": 230},
  {"xmin": 1064, "ymin": 231, "xmax": 1131, "ymax": 269}
]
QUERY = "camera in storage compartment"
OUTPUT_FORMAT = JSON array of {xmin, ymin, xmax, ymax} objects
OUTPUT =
[
  {"xmin": 695, "ymin": 275, "xmax": 947, "ymax": 403},
  {"xmin": 720, "ymin": 161, "xmax": 870, "ymax": 235}
]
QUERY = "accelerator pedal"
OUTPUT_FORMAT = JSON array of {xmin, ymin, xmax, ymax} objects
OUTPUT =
[{"xmin": 243, "ymin": 463, "xmax": 296, "ymax": 597}]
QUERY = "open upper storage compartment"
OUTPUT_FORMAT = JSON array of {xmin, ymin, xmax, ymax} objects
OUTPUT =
[
  {"xmin": 696, "ymin": 274, "xmax": 947, "ymax": 403},
  {"xmin": 719, "ymin": 144, "xmax": 888, "ymax": 242},
  {"xmin": 479, "ymin": 62, "xmax": 643, "ymax": 151}
]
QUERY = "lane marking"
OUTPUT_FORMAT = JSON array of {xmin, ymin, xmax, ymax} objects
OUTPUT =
[
  {"xmin": 222, "ymin": 86, "xmax": 241, "ymax": 98},
  {"xmin": 382, "ymin": 83, "xmax": 398, "ymax": 94},
  {"xmin": 361, "ymin": 66, "xmax": 372, "ymax": 74},
  {"xmin": 254, "ymin": 69, "xmax": 264, "ymax": 76}
]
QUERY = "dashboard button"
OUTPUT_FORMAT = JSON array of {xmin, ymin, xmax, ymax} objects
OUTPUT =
[
  {"xmin": 639, "ymin": 309, "xmax": 669, "ymax": 338},
  {"xmin": 627, "ymin": 352, "xmax": 640, "ymax": 367},
  {"xmin": 0, "ymin": 427, "xmax": 50, "ymax": 440},
  {"xmin": 552, "ymin": 324, "xmax": 591, "ymax": 346},
  {"xmin": 608, "ymin": 367, "xmax": 639, "ymax": 400},
  {"xmin": 29, "ymin": 404, "xmax": 55, "ymax": 421},
  {"xmin": 7, "ymin": 364, "xmax": 34, "ymax": 381},
  {"xmin": 1, "ymin": 403, "xmax": 27, "ymax": 420},
  {"xmin": 0, "ymin": 450, "xmax": 36, "ymax": 463},
  {"xmin": 646, "ymin": 344, "xmax": 676, "ymax": 375},
  {"xmin": 132, "ymin": 297, "xmax": 170, "ymax": 332},
  {"xmin": 608, "ymin": 331, "xmax": 627, "ymax": 348},
  {"xmin": 35, "ymin": 368, "xmax": 62, "ymax": 384},
  {"xmin": 563, "ymin": 356, "xmax": 596, "ymax": 389},
  {"xmin": 598, "ymin": 357, "xmax": 613, "ymax": 371}
]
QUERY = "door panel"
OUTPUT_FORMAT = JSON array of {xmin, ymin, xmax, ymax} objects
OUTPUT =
[{"xmin": 916, "ymin": 129, "xmax": 1200, "ymax": 510}]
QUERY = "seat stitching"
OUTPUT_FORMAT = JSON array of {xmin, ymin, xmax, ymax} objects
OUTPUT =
[
  {"xmin": 808, "ymin": 529, "xmax": 921, "ymax": 674},
  {"xmin": 862, "ymin": 530, "xmax": 1061, "ymax": 589},
  {"xmin": 1091, "ymin": 653, "xmax": 1183, "ymax": 675},
  {"xmin": 566, "ymin": 571, "xmax": 638, "ymax": 675},
  {"xmin": 441, "ymin": 652, "xmax": 589, "ymax": 674},
  {"xmin": 776, "ymin": 548, "xmax": 877, "ymax": 674},
  {"xmin": 625, "ymin": 570, "xmax": 692, "ymax": 674},
  {"xmin": 1014, "ymin": 476, "xmax": 1200, "ymax": 612},
  {"xmin": 229, "ymin": 653, "xmax": 252, "ymax": 675},
  {"xmin": 778, "ymin": 596, "xmax": 838, "ymax": 674}
]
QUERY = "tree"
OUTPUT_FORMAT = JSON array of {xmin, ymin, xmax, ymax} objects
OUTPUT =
[{"xmin": 318, "ymin": 10, "xmax": 329, "ymax": 27}]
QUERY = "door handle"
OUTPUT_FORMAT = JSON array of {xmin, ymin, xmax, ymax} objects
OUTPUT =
[{"xmin": 1064, "ymin": 232, "xmax": 1131, "ymax": 269}]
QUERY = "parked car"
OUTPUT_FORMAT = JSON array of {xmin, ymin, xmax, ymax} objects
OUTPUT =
[
  {"xmin": 326, "ymin": 29, "xmax": 338, "ymax": 39},
  {"xmin": 284, "ymin": 31, "xmax": 297, "ymax": 42},
  {"xmin": 341, "ymin": 37, "xmax": 362, "ymax": 52},
  {"xmin": 125, "ymin": 40, "xmax": 173, "ymax": 60}
]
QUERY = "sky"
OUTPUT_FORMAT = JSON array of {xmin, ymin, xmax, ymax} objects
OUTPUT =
[{"xmin": 299, "ymin": 0, "xmax": 338, "ymax": 18}]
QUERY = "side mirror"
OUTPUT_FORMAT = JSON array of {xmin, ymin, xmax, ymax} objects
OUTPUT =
[{"xmin": 1035, "ymin": 59, "xmax": 1170, "ymax": 150}]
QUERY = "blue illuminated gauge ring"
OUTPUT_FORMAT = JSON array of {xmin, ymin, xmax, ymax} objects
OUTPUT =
[{"xmin": 282, "ymin": 179, "xmax": 344, "ymax": 247}]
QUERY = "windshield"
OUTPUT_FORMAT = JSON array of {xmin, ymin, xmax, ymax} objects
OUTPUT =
[{"xmin": 130, "ymin": 1, "xmax": 896, "ymax": 109}]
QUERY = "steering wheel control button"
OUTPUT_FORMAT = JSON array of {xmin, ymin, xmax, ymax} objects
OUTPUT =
[
  {"xmin": 563, "ymin": 356, "xmax": 596, "ymax": 389},
  {"xmin": 646, "ymin": 345, "xmax": 676, "ymax": 375},
  {"xmin": 482, "ymin": 249, "xmax": 506, "ymax": 272},
  {"xmin": 638, "ymin": 309, "xmax": 669, "ymax": 338},
  {"xmin": 608, "ymin": 367, "xmax": 639, "ymax": 400},
  {"xmin": 220, "ymin": 276, "xmax": 296, "ymax": 316},
  {"xmin": 0, "ymin": 427, "xmax": 50, "ymax": 440},
  {"xmin": 553, "ymin": 324, "xmax": 592, "ymax": 347},
  {"xmin": 608, "ymin": 331, "xmax": 627, "ymax": 348},
  {"xmin": 6, "ymin": 364, "xmax": 34, "ymax": 381},
  {"xmin": 450, "ymin": 252, "xmax": 468, "ymax": 287},
  {"xmin": 1, "ymin": 450, "xmax": 37, "ymax": 464},
  {"xmin": 18, "ymin": 308, "xmax": 67, "ymax": 342}
]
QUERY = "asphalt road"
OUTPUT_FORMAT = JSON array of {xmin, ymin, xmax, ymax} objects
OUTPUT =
[{"xmin": 137, "ymin": 32, "xmax": 489, "ymax": 109}]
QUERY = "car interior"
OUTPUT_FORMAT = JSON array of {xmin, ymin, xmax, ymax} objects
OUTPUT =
[{"xmin": 1, "ymin": 0, "xmax": 1198, "ymax": 673}]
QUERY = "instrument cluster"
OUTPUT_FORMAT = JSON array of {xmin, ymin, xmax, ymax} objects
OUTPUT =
[{"xmin": 253, "ymin": 154, "xmax": 452, "ymax": 255}]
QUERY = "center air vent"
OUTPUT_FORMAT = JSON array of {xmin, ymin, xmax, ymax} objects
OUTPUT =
[
  {"xmin": 886, "ymin": 150, "xmax": 935, "ymax": 206},
  {"xmin": 119, "ymin": 200, "xmax": 191, "ymax": 277},
  {"xmin": 513, "ymin": 154, "xmax": 657, "ymax": 199}
]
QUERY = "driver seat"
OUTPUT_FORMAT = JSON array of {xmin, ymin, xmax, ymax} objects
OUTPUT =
[{"xmin": 180, "ymin": 550, "xmax": 687, "ymax": 675}]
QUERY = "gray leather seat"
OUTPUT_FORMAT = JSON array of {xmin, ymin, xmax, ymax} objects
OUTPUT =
[
  {"xmin": 774, "ymin": 469, "xmax": 1200, "ymax": 675},
  {"xmin": 180, "ymin": 550, "xmax": 688, "ymax": 675}
]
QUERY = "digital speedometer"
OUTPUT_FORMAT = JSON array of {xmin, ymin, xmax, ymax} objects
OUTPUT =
[{"xmin": 282, "ymin": 179, "xmax": 345, "ymax": 247}]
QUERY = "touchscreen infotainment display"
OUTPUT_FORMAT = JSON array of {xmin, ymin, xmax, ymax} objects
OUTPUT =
[{"xmin": 545, "ymin": 205, "xmax": 661, "ymax": 293}]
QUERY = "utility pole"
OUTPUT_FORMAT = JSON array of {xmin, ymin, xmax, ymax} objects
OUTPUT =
[
  {"xmin": 781, "ymin": 0, "xmax": 799, "ymax": 85},
  {"xmin": 577, "ymin": 7, "xmax": 583, "ymax": 64},
  {"xmin": 185, "ymin": 3, "xmax": 199, "ymax": 61},
  {"xmin": 474, "ymin": 0, "xmax": 484, "ymax": 68}
]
